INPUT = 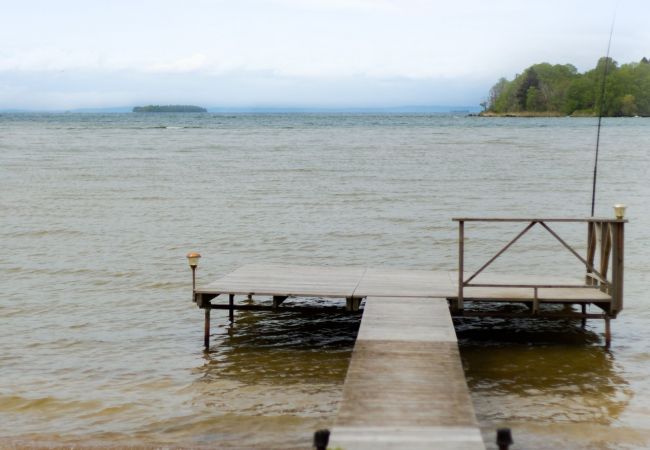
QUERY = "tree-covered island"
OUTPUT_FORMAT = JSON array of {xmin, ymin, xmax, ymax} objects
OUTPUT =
[
  {"xmin": 484, "ymin": 57, "xmax": 650, "ymax": 117},
  {"xmin": 133, "ymin": 105, "xmax": 207, "ymax": 113}
]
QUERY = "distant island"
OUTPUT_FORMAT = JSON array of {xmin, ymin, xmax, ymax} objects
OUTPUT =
[
  {"xmin": 483, "ymin": 57, "xmax": 650, "ymax": 117},
  {"xmin": 132, "ymin": 105, "xmax": 207, "ymax": 113}
]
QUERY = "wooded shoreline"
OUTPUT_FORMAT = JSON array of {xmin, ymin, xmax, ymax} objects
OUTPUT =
[
  {"xmin": 478, "ymin": 111, "xmax": 647, "ymax": 118},
  {"xmin": 486, "ymin": 57, "xmax": 650, "ymax": 117}
]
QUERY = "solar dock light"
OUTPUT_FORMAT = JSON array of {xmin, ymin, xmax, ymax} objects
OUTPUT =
[
  {"xmin": 614, "ymin": 204, "xmax": 627, "ymax": 219},
  {"xmin": 186, "ymin": 252, "xmax": 201, "ymax": 292}
]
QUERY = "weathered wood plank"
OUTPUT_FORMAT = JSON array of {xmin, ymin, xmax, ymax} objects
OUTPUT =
[
  {"xmin": 354, "ymin": 268, "xmax": 455, "ymax": 298},
  {"xmin": 330, "ymin": 426, "xmax": 484, "ymax": 450},
  {"xmin": 196, "ymin": 264, "xmax": 364, "ymax": 298},
  {"xmin": 462, "ymin": 286, "xmax": 611, "ymax": 302},
  {"xmin": 356, "ymin": 297, "xmax": 457, "ymax": 342}
]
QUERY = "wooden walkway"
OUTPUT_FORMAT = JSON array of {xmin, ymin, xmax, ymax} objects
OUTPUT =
[{"xmin": 329, "ymin": 297, "xmax": 485, "ymax": 450}]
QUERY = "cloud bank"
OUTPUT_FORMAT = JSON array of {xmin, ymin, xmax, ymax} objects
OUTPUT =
[{"xmin": 1, "ymin": 0, "xmax": 648, "ymax": 109}]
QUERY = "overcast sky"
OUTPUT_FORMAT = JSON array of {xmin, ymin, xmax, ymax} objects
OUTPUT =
[{"xmin": 1, "ymin": 0, "xmax": 647, "ymax": 110}]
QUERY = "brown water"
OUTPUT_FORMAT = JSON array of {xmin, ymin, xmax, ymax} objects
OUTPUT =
[{"xmin": 1, "ymin": 113, "xmax": 649, "ymax": 449}]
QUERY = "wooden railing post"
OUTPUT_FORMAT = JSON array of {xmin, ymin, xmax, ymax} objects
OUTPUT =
[
  {"xmin": 600, "ymin": 223, "xmax": 612, "ymax": 293},
  {"xmin": 586, "ymin": 222, "xmax": 596, "ymax": 286},
  {"xmin": 458, "ymin": 220, "xmax": 464, "ymax": 311},
  {"xmin": 610, "ymin": 221, "xmax": 624, "ymax": 315}
]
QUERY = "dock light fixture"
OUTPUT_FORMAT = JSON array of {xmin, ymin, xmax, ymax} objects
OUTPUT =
[
  {"xmin": 186, "ymin": 252, "xmax": 201, "ymax": 292},
  {"xmin": 614, "ymin": 204, "xmax": 627, "ymax": 219}
]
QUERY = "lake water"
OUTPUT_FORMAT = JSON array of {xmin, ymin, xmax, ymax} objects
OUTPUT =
[{"xmin": 1, "ymin": 113, "xmax": 650, "ymax": 449}]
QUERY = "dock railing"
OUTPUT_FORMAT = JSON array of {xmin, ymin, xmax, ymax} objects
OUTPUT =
[{"xmin": 453, "ymin": 218, "xmax": 626, "ymax": 316}]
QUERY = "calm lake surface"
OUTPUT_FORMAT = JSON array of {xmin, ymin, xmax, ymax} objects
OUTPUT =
[{"xmin": 1, "ymin": 113, "xmax": 650, "ymax": 449}]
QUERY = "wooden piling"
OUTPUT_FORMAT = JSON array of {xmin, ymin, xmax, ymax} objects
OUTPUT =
[
  {"xmin": 458, "ymin": 220, "xmax": 464, "ymax": 311},
  {"xmin": 204, "ymin": 308, "xmax": 210, "ymax": 349}
]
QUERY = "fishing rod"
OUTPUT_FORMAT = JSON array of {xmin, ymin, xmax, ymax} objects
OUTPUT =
[{"xmin": 590, "ymin": 6, "xmax": 618, "ymax": 217}]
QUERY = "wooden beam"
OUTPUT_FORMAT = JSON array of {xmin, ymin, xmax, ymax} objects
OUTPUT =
[
  {"xmin": 196, "ymin": 292, "xmax": 218, "ymax": 308},
  {"xmin": 209, "ymin": 304, "xmax": 356, "ymax": 313},
  {"xmin": 453, "ymin": 217, "xmax": 627, "ymax": 223},
  {"xmin": 466, "ymin": 283, "xmax": 594, "ymax": 289},
  {"xmin": 454, "ymin": 311, "xmax": 606, "ymax": 320}
]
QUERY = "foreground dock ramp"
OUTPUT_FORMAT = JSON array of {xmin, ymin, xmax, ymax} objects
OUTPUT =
[{"xmin": 329, "ymin": 297, "xmax": 485, "ymax": 450}]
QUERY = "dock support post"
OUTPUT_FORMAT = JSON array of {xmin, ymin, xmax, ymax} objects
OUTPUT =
[
  {"xmin": 204, "ymin": 308, "xmax": 211, "ymax": 349},
  {"xmin": 457, "ymin": 220, "xmax": 465, "ymax": 311},
  {"xmin": 605, "ymin": 316, "xmax": 611, "ymax": 348},
  {"xmin": 313, "ymin": 429, "xmax": 330, "ymax": 450},
  {"xmin": 611, "ymin": 222, "xmax": 624, "ymax": 315},
  {"xmin": 272, "ymin": 295, "xmax": 288, "ymax": 310},
  {"xmin": 229, "ymin": 294, "xmax": 234, "ymax": 322},
  {"xmin": 496, "ymin": 428, "xmax": 513, "ymax": 450},
  {"xmin": 581, "ymin": 304, "xmax": 587, "ymax": 328}
]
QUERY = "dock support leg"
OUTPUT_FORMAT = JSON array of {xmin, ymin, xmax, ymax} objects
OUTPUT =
[
  {"xmin": 272, "ymin": 295, "xmax": 288, "ymax": 310},
  {"xmin": 204, "ymin": 308, "xmax": 211, "ymax": 350},
  {"xmin": 457, "ymin": 220, "xmax": 465, "ymax": 312},
  {"xmin": 346, "ymin": 298, "xmax": 362, "ymax": 312},
  {"xmin": 605, "ymin": 316, "xmax": 611, "ymax": 348},
  {"xmin": 229, "ymin": 294, "xmax": 235, "ymax": 323},
  {"xmin": 581, "ymin": 304, "xmax": 587, "ymax": 329}
]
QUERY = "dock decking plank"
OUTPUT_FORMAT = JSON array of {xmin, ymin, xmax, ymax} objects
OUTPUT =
[
  {"xmin": 197, "ymin": 264, "xmax": 364, "ymax": 298},
  {"xmin": 353, "ymin": 268, "xmax": 456, "ymax": 298}
]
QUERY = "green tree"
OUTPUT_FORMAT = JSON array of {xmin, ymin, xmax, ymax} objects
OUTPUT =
[
  {"xmin": 525, "ymin": 86, "xmax": 544, "ymax": 111},
  {"xmin": 620, "ymin": 94, "xmax": 638, "ymax": 116},
  {"xmin": 515, "ymin": 68, "xmax": 540, "ymax": 110}
]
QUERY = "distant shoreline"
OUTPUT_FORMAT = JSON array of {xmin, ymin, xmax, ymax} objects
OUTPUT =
[
  {"xmin": 133, "ymin": 105, "xmax": 207, "ymax": 113},
  {"xmin": 479, "ymin": 111, "xmax": 648, "ymax": 118},
  {"xmin": 479, "ymin": 111, "xmax": 567, "ymax": 118}
]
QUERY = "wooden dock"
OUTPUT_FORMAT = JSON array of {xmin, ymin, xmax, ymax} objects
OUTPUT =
[{"xmin": 189, "ymin": 217, "xmax": 626, "ymax": 448}]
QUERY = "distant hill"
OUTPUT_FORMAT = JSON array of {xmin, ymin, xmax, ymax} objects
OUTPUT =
[
  {"xmin": 133, "ymin": 105, "xmax": 207, "ymax": 113},
  {"xmin": 206, "ymin": 105, "xmax": 481, "ymax": 113}
]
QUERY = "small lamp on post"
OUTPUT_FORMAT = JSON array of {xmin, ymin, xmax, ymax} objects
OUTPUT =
[
  {"xmin": 186, "ymin": 252, "xmax": 201, "ymax": 292},
  {"xmin": 614, "ymin": 204, "xmax": 627, "ymax": 220}
]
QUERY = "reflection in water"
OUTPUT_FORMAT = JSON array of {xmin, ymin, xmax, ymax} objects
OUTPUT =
[
  {"xmin": 198, "ymin": 302, "xmax": 360, "ymax": 385},
  {"xmin": 179, "ymin": 304, "xmax": 362, "ymax": 448},
  {"xmin": 458, "ymin": 315, "xmax": 634, "ymax": 449}
]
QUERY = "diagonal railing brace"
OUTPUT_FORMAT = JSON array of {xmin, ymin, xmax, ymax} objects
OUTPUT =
[
  {"xmin": 465, "ymin": 221, "xmax": 537, "ymax": 285},
  {"xmin": 539, "ymin": 222, "xmax": 609, "ymax": 285}
]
